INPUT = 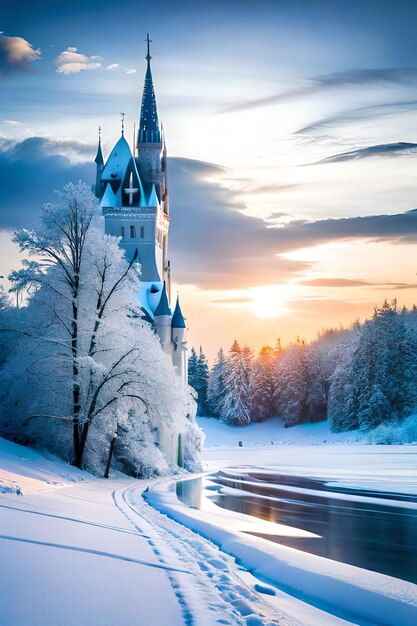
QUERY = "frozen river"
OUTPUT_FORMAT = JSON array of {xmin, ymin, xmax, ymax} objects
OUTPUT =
[{"xmin": 177, "ymin": 468, "xmax": 417, "ymax": 584}]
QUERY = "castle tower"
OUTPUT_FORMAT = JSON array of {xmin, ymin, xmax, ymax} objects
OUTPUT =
[
  {"xmin": 97, "ymin": 35, "xmax": 188, "ymax": 385},
  {"xmin": 94, "ymin": 128, "xmax": 104, "ymax": 198},
  {"xmin": 136, "ymin": 34, "xmax": 170, "ymax": 296},
  {"xmin": 171, "ymin": 296, "xmax": 187, "ymax": 381}
]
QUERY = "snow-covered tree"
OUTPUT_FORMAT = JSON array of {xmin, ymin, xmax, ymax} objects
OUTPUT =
[
  {"xmin": 188, "ymin": 346, "xmax": 209, "ymax": 415},
  {"xmin": 222, "ymin": 341, "xmax": 253, "ymax": 425},
  {"xmin": 274, "ymin": 338, "xmax": 309, "ymax": 427},
  {"xmin": 329, "ymin": 301, "xmax": 417, "ymax": 431},
  {"xmin": 250, "ymin": 345, "xmax": 276, "ymax": 422},
  {"xmin": 207, "ymin": 347, "xmax": 227, "ymax": 418},
  {"xmin": 0, "ymin": 182, "xmax": 200, "ymax": 476}
]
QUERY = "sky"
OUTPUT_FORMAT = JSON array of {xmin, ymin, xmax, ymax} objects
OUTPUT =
[{"xmin": 2, "ymin": 0, "xmax": 417, "ymax": 360}]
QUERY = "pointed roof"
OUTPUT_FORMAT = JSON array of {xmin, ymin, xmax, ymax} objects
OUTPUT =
[
  {"xmin": 101, "ymin": 135, "xmax": 133, "ymax": 182},
  {"xmin": 154, "ymin": 282, "xmax": 171, "ymax": 317},
  {"xmin": 100, "ymin": 182, "xmax": 117, "ymax": 208},
  {"xmin": 172, "ymin": 297, "xmax": 186, "ymax": 329},
  {"xmin": 95, "ymin": 138, "xmax": 104, "ymax": 165},
  {"xmin": 138, "ymin": 34, "xmax": 161, "ymax": 144},
  {"xmin": 147, "ymin": 183, "xmax": 159, "ymax": 207}
]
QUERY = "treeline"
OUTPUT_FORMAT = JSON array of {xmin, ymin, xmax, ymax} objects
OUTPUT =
[{"xmin": 188, "ymin": 300, "xmax": 417, "ymax": 433}]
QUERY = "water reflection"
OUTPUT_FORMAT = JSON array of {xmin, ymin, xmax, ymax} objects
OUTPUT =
[
  {"xmin": 176, "ymin": 477, "xmax": 203, "ymax": 509},
  {"xmin": 177, "ymin": 470, "xmax": 417, "ymax": 584}
]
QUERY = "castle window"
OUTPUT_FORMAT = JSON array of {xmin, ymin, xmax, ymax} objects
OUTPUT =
[
  {"xmin": 120, "ymin": 226, "xmax": 125, "ymax": 239},
  {"xmin": 130, "ymin": 225, "xmax": 136, "ymax": 239},
  {"xmin": 140, "ymin": 226, "xmax": 145, "ymax": 238}
]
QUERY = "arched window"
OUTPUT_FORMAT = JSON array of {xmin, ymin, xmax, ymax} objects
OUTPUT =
[
  {"xmin": 140, "ymin": 226, "xmax": 145, "ymax": 239},
  {"xmin": 120, "ymin": 226, "xmax": 125, "ymax": 239},
  {"xmin": 130, "ymin": 225, "xmax": 136, "ymax": 239}
]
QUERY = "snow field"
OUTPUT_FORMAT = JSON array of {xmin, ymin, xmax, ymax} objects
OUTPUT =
[
  {"xmin": 121, "ymin": 483, "xmax": 296, "ymax": 625},
  {"xmin": 144, "ymin": 477, "xmax": 417, "ymax": 626}
]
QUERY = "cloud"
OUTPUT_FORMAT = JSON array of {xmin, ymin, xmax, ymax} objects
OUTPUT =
[
  {"xmin": 168, "ymin": 157, "xmax": 310, "ymax": 288},
  {"xmin": 222, "ymin": 68, "xmax": 417, "ymax": 113},
  {"xmin": 317, "ymin": 142, "xmax": 417, "ymax": 164},
  {"xmin": 3, "ymin": 120, "xmax": 23, "ymax": 127},
  {"xmin": 0, "ymin": 136, "xmax": 93, "ymax": 229},
  {"xmin": 209, "ymin": 296, "xmax": 252, "ymax": 304},
  {"xmin": 0, "ymin": 34, "xmax": 41, "ymax": 75},
  {"xmin": 125, "ymin": 69, "xmax": 137, "ymax": 75},
  {"xmin": 54, "ymin": 47, "xmax": 101, "ymax": 75},
  {"xmin": 295, "ymin": 100, "xmax": 417, "ymax": 137},
  {"xmin": 106, "ymin": 63, "xmax": 120, "ymax": 71},
  {"xmin": 300, "ymin": 278, "xmax": 417, "ymax": 290},
  {"xmin": 2, "ymin": 138, "xmax": 417, "ymax": 290},
  {"xmin": 300, "ymin": 278, "xmax": 373, "ymax": 287},
  {"xmin": 270, "ymin": 210, "xmax": 417, "ymax": 256}
]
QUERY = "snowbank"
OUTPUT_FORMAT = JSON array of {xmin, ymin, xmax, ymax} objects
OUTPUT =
[
  {"xmin": 0, "ymin": 436, "xmax": 88, "ymax": 495},
  {"xmin": 145, "ymin": 478, "xmax": 417, "ymax": 626},
  {"xmin": 198, "ymin": 416, "xmax": 363, "ymax": 448}
]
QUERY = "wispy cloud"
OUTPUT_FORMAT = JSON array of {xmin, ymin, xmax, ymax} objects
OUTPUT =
[
  {"xmin": 301, "ymin": 277, "xmax": 417, "ymax": 290},
  {"xmin": 105, "ymin": 63, "xmax": 120, "ymax": 71},
  {"xmin": 0, "ymin": 34, "xmax": 41, "ymax": 75},
  {"xmin": 222, "ymin": 68, "xmax": 417, "ymax": 114},
  {"xmin": 316, "ymin": 142, "xmax": 417, "ymax": 164},
  {"xmin": 3, "ymin": 119, "xmax": 23, "ymax": 127},
  {"xmin": 54, "ymin": 47, "xmax": 101, "ymax": 75},
  {"xmin": 124, "ymin": 69, "xmax": 136, "ymax": 75}
]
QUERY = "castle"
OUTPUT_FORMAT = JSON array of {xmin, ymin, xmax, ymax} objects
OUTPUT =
[{"xmin": 94, "ymin": 35, "xmax": 188, "ymax": 384}]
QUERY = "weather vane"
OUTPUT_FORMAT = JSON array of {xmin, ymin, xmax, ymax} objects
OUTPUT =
[{"xmin": 120, "ymin": 112, "xmax": 125, "ymax": 136}]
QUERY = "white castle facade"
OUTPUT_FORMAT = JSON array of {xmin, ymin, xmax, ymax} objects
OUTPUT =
[{"xmin": 94, "ymin": 36, "xmax": 188, "ymax": 384}]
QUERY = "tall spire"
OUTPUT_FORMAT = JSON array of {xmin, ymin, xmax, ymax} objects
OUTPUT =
[
  {"xmin": 94, "ymin": 126, "xmax": 103, "ymax": 165},
  {"xmin": 94, "ymin": 126, "xmax": 104, "ymax": 199},
  {"xmin": 138, "ymin": 33, "xmax": 161, "ymax": 144}
]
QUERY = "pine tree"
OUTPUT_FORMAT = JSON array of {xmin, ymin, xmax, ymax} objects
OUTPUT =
[
  {"xmin": 187, "ymin": 346, "xmax": 209, "ymax": 415},
  {"xmin": 250, "ymin": 345, "xmax": 276, "ymax": 422},
  {"xmin": 329, "ymin": 300, "xmax": 417, "ymax": 431},
  {"xmin": 188, "ymin": 347, "xmax": 199, "ymax": 403},
  {"xmin": 222, "ymin": 341, "xmax": 253, "ymax": 425},
  {"xmin": 197, "ymin": 347, "xmax": 209, "ymax": 415},
  {"xmin": 207, "ymin": 347, "xmax": 227, "ymax": 418},
  {"xmin": 274, "ymin": 338, "xmax": 309, "ymax": 427}
]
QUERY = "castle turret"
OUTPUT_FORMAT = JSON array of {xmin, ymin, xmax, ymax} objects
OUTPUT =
[
  {"xmin": 153, "ymin": 282, "xmax": 172, "ymax": 353},
  {"xmin": 171, "ymin": 296, "xmax": 187, "ymax": 382},
  {"xmin": 94, "ymin": 128, "xmax": 104, "ymax": 199}
]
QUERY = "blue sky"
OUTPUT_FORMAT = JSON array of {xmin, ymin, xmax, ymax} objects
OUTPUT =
[{"xmin": 2, "ymin": 0, "xmax": 417, "ymax": 357}]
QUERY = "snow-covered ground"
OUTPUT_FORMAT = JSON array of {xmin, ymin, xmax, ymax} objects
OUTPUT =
[
  {"xmin": 198, "ymin": 417, "xmax": 417, "ymax": 495},
  {"xmin": 1, "ymin": 419, "xmax": 416, "ymax": 625},
  {"xmin": 198, "ymin": 417, "xmax": 364, "ymax": 448}
]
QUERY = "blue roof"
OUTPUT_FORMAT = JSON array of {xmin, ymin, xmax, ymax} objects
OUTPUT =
[
  {"xmin": 138, "ymin": 50, "xmax": 161, "ymax": 144},
  {"xmin": 172, "ymin": 297, "xmax": 186, "ymax": 329},
  {"xmin": 154, "ymin": 282, "xmax": 171, "ymax": 317},
  {"xmin": 94, "ymin": 139, "xmax": 104, "ymax": 165}
]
